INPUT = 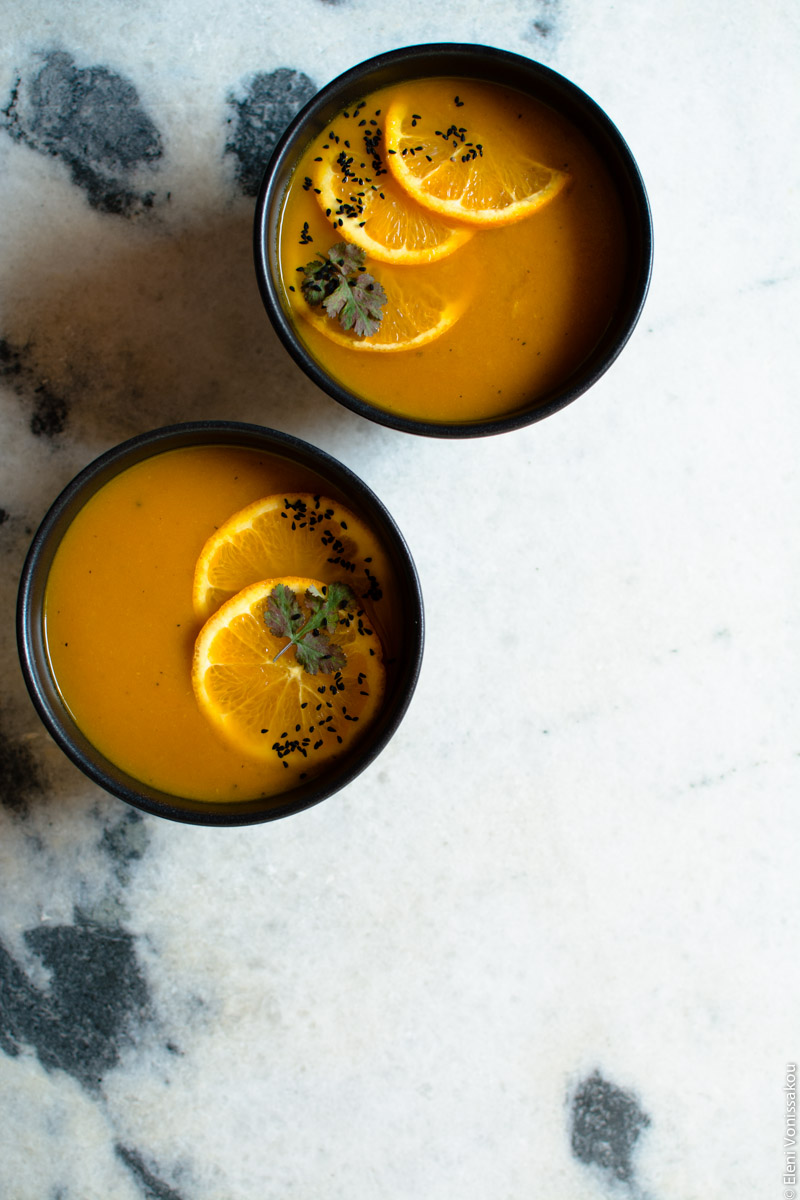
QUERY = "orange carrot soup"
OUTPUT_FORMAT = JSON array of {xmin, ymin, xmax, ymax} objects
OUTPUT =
[
  {"xmin": 43, "ymin": 445, "xmax": 399, "ymax": 802},
  {"xmin": 277, "ymin": 76, "xmax": 629, "ymax": 424}
]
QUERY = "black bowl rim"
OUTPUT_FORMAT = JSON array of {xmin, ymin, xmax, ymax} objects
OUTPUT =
[
  {"xmin": 254, "ymin": 41, "xmax": 654, "ymax": 439},
  {"xmin": 16, "ymin": 420, "xmax": 425, "ymax": 826}
]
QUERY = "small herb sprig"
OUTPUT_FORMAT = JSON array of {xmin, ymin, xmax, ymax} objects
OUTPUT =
[
  {"xmin": 300, "ymin": 243, "xmax": 386, "ymax": 338},
  {"xmin": 265, "ymin": 581, "xmax": 355, "ymax": 675}
]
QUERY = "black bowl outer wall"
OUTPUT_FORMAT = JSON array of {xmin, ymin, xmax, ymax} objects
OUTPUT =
[
  {"xmin": 254, "ymin": 43, "xmax": 653, "ymax": 438},
  {"xmin": 17, "ymin": 422, "xmax": 424, "ymax": 826}
]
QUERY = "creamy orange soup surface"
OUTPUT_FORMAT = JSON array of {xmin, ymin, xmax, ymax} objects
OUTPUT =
[
  {"xmin": 278, "ymin": 76, "xmax": 629, "ymax": 423},
  {"xmin": 44, "ymin": 445, "xmax": 398, "ymax": 803}
]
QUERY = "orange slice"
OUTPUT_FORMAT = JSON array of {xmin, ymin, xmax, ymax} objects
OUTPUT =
[
  {"xmin": 312, "ymin": 122, "xmax": 473, "ymax": 265},
  {"xmin": 299, "ymin": 263, "xmax": 469, "ymax": 352},
  {"xmin": 384, "ymin": 93, "xmax": 570, "ymax": 227},
  {"xmin": 192, "ymin": 576, "xmax": 385, "ymax": 775},
  {"xmin": 313, "ymin": 158, "xmax": 473, "ymax": 265},
  {"xmin": 192, "ymin": 493, "xmax": 390, "ymax": 622}
]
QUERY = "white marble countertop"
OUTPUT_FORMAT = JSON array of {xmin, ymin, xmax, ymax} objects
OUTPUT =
[{"xmin": 1, "ymin": 3, "xmax": 797, "ymax": 1198}]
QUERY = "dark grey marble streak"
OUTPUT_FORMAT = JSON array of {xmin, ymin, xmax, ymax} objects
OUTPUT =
[
  {"xmin": 225, "ymin": 67, "xmax": 317, "ymax": 196},
  {"xmin": 1, "ymin": 49, "xmax": 163, "ymax": 216},
  {"xmin": 571, "ymin": 1070, "xmax": 652, "ymax": 1191},
  {"xmin": 115, "ymin": 1145, "xmax": 187, "ymax": 1200},
  {"xmin": 0, "ymin": 805, "xmax": 187, "ymax": 1197},
  {"xmin": 0, "ymin": 336, "xmax": 69, "ymax": 437},
  {"xmin": 525, "ymin": 0, "xmax": 562, "ymax": 43},
  {"xmin": 0, "ymin": 718, "xmax": 45, "ymax": 813},
  {"xmin": 0, "ymin": 917, "xmax": 150, "ymax": 1092}
]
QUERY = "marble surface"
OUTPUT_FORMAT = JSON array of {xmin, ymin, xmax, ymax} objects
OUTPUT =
[{"xmin": 1, "ymin": 2, "xmax": 797, "ymax": 1198}]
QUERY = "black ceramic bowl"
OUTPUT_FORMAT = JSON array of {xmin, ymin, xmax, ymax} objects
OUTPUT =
[
  {"xmin": 17, "ymin": 422, "xmax": 424, "ymax": 826},
  {"xmin": 254, "ymin": 42, "xmax": 653, "ymax": 438}
]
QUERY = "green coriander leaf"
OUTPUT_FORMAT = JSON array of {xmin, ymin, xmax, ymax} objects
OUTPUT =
[
  {"xmin": 324, "ymin": 270, "xmax": 387, "ymax": 338},
  {"xmin": 299, "ymin": 242, "xmax": 386, "ymax": 338},
  {"xmin": 295, "ymin": 627, "xmax": 347, "ymax": 675},
  {"xmin": 264, "ymin": 583, "xmax": 305, "ymax": 640},
  {"xmin": 264, "ymin": 581, "xmax": 356, "ymax": 675},
  {"xmin": 328, "ymin": 241, "xmax": 367, "ymax": 276},
  {"xmin": 300, "ymin": 254, "xmax": 339, "ymax": 307}
]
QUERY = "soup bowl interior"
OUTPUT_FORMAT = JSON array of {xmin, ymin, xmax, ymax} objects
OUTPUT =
[
  {"xmin": 254, "ymin": 42, "xmax": 653, "ymax": 438},
  {"xmin": 17, "ymin": 421, "xmax": 424, "ymax": 826}
]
